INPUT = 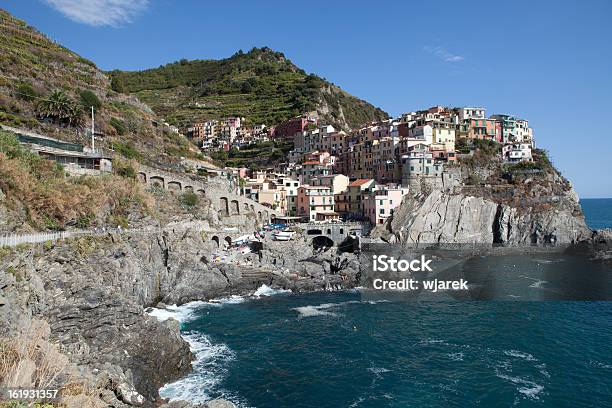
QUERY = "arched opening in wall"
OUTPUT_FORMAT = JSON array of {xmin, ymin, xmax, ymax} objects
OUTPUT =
[
  {"xmin": 184, "ymin": 185, "xmax": 194, "ymax": 192},
  {"xmin": 137, "ymin": 172, "xmax": 147, "ymax": 183},
  {"xmin": 230, "ymin": 200, "xmax": 240, "ymax": 215},
  {"xmin": 250, "ymin": 204, "xmax": 255, "ymax": 213},
  {"xmin": 219, "ymin": 197, "xmax": 229, "ymax": 216},
  {"xmin": 263, "ymin": 210, "xmax": 269, "ymax": 221},
  {"xmin": 326, "ymin": 228, "xmax": 332, "ymax": 235},
  {"xmin": 167, "ymin": 181, "xmax": 182, "ymax": 191},
  {"xmin": 224, "ymin": 236, "xmax": 232, "ymax": 247},
  {"xmin": 312, "ymin": 236, "xmax": 334, "ymax": 251},
  {"xmin": 212, "ymin": 236, "xmax": 220, "ymax": 248},
  {"xmin": 257, "ymin": 211, "xmax": 262, "ymax": 220},
  {"xmin": 307, "ymin": 229, "xmax": 323, "ymax": 235},
  {"xmin": 243, "ymin": 202, "xmax": 250, "ymax": 211},
  {"xmin": 340, "ymin": 228, "xmax": 344, "ymax": 235},
  {"xmin": 150, "ymin": 176, "xmax": 164, "ymax": 189},
  {"xmin": 197, "ymin": 189, "xmax": 206, "ymax": 196}
]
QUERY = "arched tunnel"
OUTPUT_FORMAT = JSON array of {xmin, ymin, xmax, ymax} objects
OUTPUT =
[{"xmin": 312, "ymin": 235, "xmax": 334, "ymax": 251}]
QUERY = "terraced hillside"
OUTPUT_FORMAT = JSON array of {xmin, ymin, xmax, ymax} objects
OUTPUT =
[
  {"xmin": 0, "ymin": 8, "xmax": 201, "ymax": 166},
  {"xmin": 109, "ymin": 47, "xmax": 389, "ymax": 130}
]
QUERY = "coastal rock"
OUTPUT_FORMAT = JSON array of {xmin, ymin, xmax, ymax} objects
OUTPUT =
[
  {"xmin": 382, "ymin": 188, "xmax": 591, "ymax": 246},
  {"xmin": 0, "ymin": 219, "xmax": 361, "ymax": 406},
  {"xmin": 386, "ymin": 190, "xmax": 498, "ymax": 244},
  {"xmin": 205, "ymin": 399, "xmax": 237, "ymax": 408}
]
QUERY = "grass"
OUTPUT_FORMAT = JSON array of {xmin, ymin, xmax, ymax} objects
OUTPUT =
[
  {"xmin": 0, "ymin": 319, "xmax": 68, "ymax": 389},
  {"xmin": 0, "ymin": 130, "xmax": 152, "ymax": 231}
]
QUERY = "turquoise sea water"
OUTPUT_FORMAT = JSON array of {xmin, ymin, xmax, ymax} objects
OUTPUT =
[
  {"xmin": 581, "ymin": 198, "xmax": 612, "ymax": 229},
  {"xmin": 156, "ymin": 199, "xmax": 612, "ymax": 407}
]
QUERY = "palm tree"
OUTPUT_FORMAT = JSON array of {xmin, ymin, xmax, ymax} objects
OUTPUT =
[{"xmin": 37, "ymin": 89, "xmax": 83, "ymax": 126}]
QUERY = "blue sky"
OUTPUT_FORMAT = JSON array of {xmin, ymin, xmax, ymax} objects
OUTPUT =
[{"xmin": 4, "ymin": 0, "xmax": 612, "ymax": 197}]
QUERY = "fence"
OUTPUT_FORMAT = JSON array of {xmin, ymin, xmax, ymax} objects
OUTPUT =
[{"xmin": 0, "ymin": 227, "xmax": 162, "ymax": 248}]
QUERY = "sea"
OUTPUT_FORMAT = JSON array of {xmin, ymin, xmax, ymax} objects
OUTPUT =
[{"xmin": 151, "ymin": 199, "xmax": 612, "ymax": 408}]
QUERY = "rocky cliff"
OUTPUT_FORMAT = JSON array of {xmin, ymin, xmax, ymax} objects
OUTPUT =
[
  {"xmin": 375, "ymin": 187, "xmax": 591, "ymax": 246},
  {"xmin": 0, "ymin": 221, "xmax": 359, "ymax": 407}
]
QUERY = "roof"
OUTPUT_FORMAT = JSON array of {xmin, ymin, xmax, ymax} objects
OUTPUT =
[{"xmin": 349, "ymin": 179, "xmax": 374, "ymax": 187}]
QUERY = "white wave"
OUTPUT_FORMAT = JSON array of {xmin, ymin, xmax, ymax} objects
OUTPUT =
[
  {"xmin": 447, "ymin": 352, "xmax": 464, "ymax": 361},
  {"xmin": 504, "ymin": 350, "xmax": 537, "ymax": 361},
  {"xmin": 252, "ymin": 284, "xmax": 292, "ymax": 298},
  {"xmin": 292, "ymin": 300, "xmax": 361, "ymax": 318},
  {"xmin": 367, "ymin": 367, "xmax": 391, "ymax": 375},
  {"xmin": 159, "ymin": 331, "xmax": 237, "ymax": 404},
  {"xmin": 495, "ymin": 371, "xmax": 545, "ymax": 400},
  {"xmin": 518, "ymin": 384, "xmax": 544, "ymax": 399},
  {"xmin": 147, "ymin": 301, "xmax": 207, "ymax": 323},
  {"xmin": 208, "ymin": 295, "xmax": 246, "ymax": 305},
  {"xmin": 534, "ymin": 259, "xmax": 564, "ymax": 264},
  {"xmin": 529, "ymin": 280, "xmax": 548, "ymax": 289}
]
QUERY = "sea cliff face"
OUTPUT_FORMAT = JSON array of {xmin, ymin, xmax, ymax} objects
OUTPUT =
[
  {"xmin": 377, "ymin": 187, "xmax": 591, "ymax": 246},
  {"xmin": 0, "ymin": 221, "xmax": 359, "ymax": 407}
]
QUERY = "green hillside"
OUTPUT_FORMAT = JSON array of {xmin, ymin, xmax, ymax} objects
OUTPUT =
[
  {"xmin": 0, "ymin": 8, "xmax": 201, "ymax": 166},
  {"xmin": 109, "ymin": 47, "xmax": 389, "ymax": 130}
]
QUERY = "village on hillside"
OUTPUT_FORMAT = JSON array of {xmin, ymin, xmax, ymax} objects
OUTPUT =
[{"xmin": 183, "ymin": 106, "xmax": 536, "ymax": 225}]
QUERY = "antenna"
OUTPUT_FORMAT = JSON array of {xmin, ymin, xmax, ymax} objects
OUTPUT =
[{"xmin": 91, "ymin": 106, "xmax": 95, "ymax": 152}]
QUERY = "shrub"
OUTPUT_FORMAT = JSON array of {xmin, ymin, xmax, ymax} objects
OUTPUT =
[
  {"xmin": 16, "ymin": 82, "xmax": 38, "ymax": 101},
  {"xmin": 79, "ymin": 89, "xmax": 102, "ymax": 110},
  {"xmin": 180, "ymin": 191, "xmax": 198, "ymax": 207},
  {"xmin": 113, "ymin": 141, "xmax": 139, "ymax": 159},
  {"xmin": 109, "ymin": 117, "xmax": 126, "ymax": 135}
]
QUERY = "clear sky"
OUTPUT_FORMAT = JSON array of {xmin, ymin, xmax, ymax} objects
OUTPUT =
[{"xmin": 3, "ymin": 0, "xmax": 612, "ymax": 198}]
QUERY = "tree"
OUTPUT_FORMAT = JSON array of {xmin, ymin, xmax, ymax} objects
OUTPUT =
[
  {"xmin": 110, "ymin": 75, "xmax": 125, "ymax": 93},
  {"xmin": 79, "ymin": 89, "xmax": 102, "ymax": 110},
  {"xmin": 36, "ymin": 90, "xmax": 83, "ymax": 126}
]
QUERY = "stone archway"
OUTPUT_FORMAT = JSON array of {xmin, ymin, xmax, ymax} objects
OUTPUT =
[
  {"xmin": 137, "ymin": 172, "xmax": 147, "ymax": 183},
  {"xmin": 230, "ymin": 200, "xmax": 240, "ymax": 215},
  {"xmin": 212, "ymin": 236, "xmax": 219, "ymax": 248},
  {"xmin": 167, "ymin": 181, "xmax": 182, "ymax": 191},
  {"xmin": 224, "ymin": 236, "xmax": 232, "ymax": 247},
  {"xmin": 243, "ymin": 202, "xmax": 250, "ymax": 211},
  {"xmin": 312, "ymin": 236, "xmax": 334, "ymax": 250},
  {"xmin": 150, "ymin": 176, "xmax": 164, "ymax": 188},
  {"xmin": 219, "ymin": 197, "xmax": 229, "ymax": 216},
  {"xmin": 184, "ymin": 185, "xmax": 194, "ymax": 192}
]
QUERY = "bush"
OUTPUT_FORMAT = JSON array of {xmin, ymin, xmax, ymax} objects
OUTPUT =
[
  {"xmin": 16, "ymin": 82, "xmax": 38, "ymax": 101},
  {"xmin": 109, "ymin": 117, "xmax": 126, "ymax": 135},
  {"xmin": 113, "ymin": 141, "xmax": 139, "ymax": 160},
  {"xmin": 79, "ymin": 89, "xmax": 102, "ymax": 110},
  {"xmin": 114, "ymin": 161, "xmax": 136, "ymax": 179},
  {"xmin": 180, "ymin": 191, "xmax": 198, "ymax": 207}
]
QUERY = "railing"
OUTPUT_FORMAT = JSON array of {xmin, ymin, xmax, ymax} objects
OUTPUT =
[{"xmin": 0, "ymin": 227, "xmax": 162, "ymax": 248}]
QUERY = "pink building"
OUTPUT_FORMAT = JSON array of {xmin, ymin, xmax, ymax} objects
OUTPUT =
[
  {"xmin": 361, "ymin": 186, "xmax": 409, "ymax": 225},
  {"xmin": 297, "ymin": 186, "xmax": 336, "ymax": 222}
]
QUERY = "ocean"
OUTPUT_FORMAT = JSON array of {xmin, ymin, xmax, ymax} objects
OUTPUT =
[
  {"xmin": 581, "ymin": 198, "xmax": 612, "ymax": 230},
  {"xmin": 153, "ymin": 200, "xmax": 612, "ymax": 408}
]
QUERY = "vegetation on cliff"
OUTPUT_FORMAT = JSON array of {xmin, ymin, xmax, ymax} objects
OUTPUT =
[
  {"xmin": 108, "ymin": 47, "xmax": 389, "ymax": 130},
  {"xmin": 0, "ymin": 130, "xmax": 153, "ymax": 231},
  {"xmin": 0, "ymin": 9, "xmax": 203, "ymax": 165}
]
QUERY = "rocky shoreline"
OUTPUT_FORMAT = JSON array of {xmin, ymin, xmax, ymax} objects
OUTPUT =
[
  {"xmin": 1, "ymin": 208, "xmax": 610, "ymax": 407},
  {"xmin": 0, "ymin": 220, "xmax": 361, "ymax": 407}
]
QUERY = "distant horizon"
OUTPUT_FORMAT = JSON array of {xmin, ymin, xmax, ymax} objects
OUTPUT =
[{"xmin": 2, "ymin": 0, "xmax": 611, "ymax": 198}]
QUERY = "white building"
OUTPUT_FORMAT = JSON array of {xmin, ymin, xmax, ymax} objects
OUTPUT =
[{"xmin": 502, "ymin": 143, "xmax": 533, "ymax": 163}]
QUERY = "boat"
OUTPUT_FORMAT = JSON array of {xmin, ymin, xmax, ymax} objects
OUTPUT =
[{"xmin": 273, "ymin": 229, "xmax": 295, "ymax": 241}]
